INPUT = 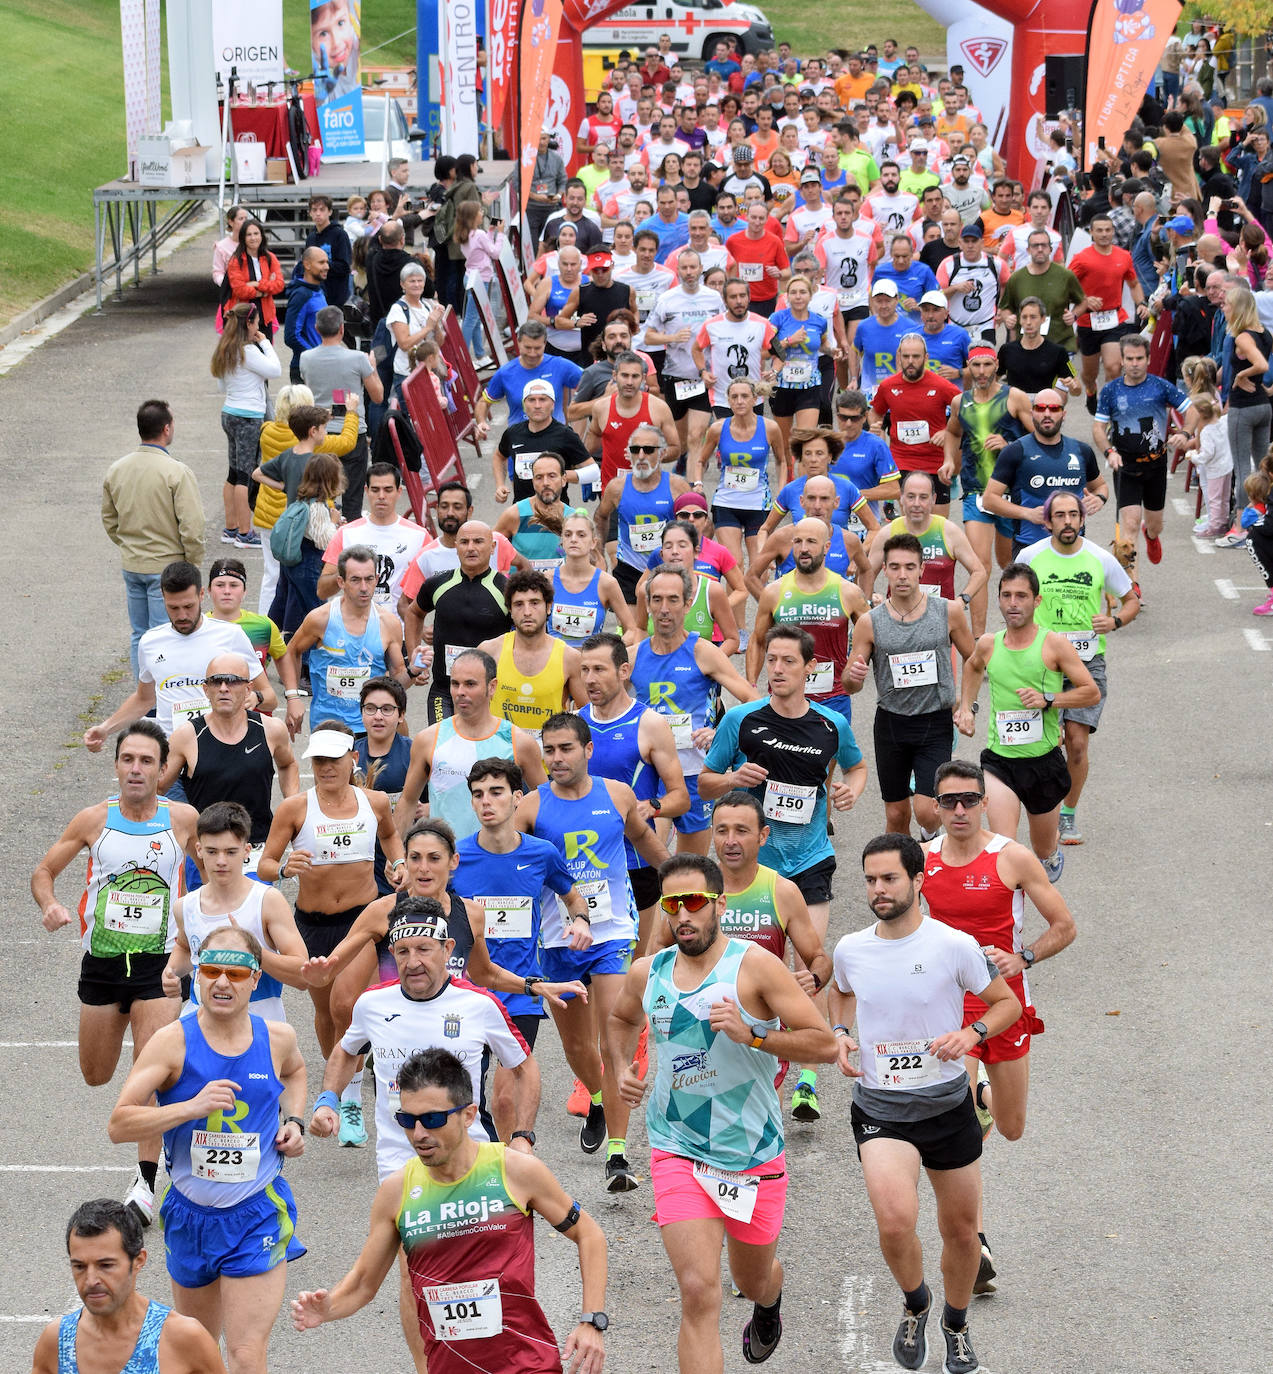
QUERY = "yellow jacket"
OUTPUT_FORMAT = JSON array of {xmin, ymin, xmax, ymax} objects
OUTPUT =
[{"xmin": 253, "ymin": 411, "xmax": 358, "ymax": 529}]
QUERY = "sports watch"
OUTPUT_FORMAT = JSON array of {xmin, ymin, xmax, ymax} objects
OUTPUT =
[
  {"xmin": 581, "ymin": 1312, "xmax": 609, "ymax": 1331},
  {"xmin": 748, "ymin": 1022, "xmax": 770, "ymax": 1050},
  {"xmin": 510, "ymin": 1130, "xmax": 536, "ymax": 1147},
  {"xmin": 970, "ymin": 1020, "xmax": 989, "ymax": 1044},
  {"xmin": 1021, "ymin": 947, "xmax": 1037, "ymax": 969},
  {"xmin": 1042, "ymin": 692, "xmax": 1056, "ymax": 708}
]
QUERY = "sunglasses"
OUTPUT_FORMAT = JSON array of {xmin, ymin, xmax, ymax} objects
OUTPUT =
[
  {"xmin": 683, "ymin": 509, "xmax": 709, "ymax": 518},
  {"xmin": 1032, "ymin": 404, "xmax": 1063, "ymax": 413},
  {"xmin": 197, "ymin": 962, "xmax": 256, "ymax": 983},
  {"xmin": 205, "ymin": 674, "xmax": 249, "ymax": 687},
  {"xmin": 935, "ymin": 791, "xmax": 985, "ymax": 810},
  {"xmin": 629, "ymin": 444, "xmax": 659, "ymax": 455},
  {"xmin": 838, "ymin": 412, "xmax": 866, "ymax": 422},
  {"xmin": 659, "ymin": 890, "xmax": 720, "ymax": 915},
  {"xmin": 394, "ymin": 1104, "xmax": 467, "ymax": 1131}
]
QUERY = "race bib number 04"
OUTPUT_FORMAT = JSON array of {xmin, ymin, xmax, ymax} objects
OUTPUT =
[{"xmin": 693, "ymin": 1162, "xmax": 759, "ymax": 1222}]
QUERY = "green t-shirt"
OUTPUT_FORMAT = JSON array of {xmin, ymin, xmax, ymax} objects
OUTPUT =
[
  {"xmin": 1018, "ymin": 536, "xmax": 1133, "ymax": 661},
  {"xmin": 986, "ymin": 626, "xmax": 1063, "ymax": 758},
  {"xmin": 1001, "ymin": 263, "xmax": 1087, "ymax": 353},
  {"xmin": 839, "ymin": 149, "xmax": 880, "ymax": 195},
  {"xmin": 899, "ymin": 168, "xmax": 940, "ymax": 197}
]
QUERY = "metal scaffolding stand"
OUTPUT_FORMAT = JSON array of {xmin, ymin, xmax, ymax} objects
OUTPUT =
[{"xmin": 92, "ymin": 184, "xmax": 208, "ymax": 311}]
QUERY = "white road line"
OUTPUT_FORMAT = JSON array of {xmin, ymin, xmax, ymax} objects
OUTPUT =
[
  {"xmin": 837, "ymin": 1274, "xmax": 897, "ymax": 1373},
  {"xmin": 1243, "ymin": 628, "xmax": 1271, "ymax": 652},
  {"xmin": 1172, "ymin": 497, "xmax": 1192, "ymax": 517},
  {"xmin": 0, "ymin": 1041, "xmax": 84, "ymax": 1048},
  {"xmin": 1215, "ymin": 578, "xmax": 1239, "ymax": 600},
  {"xmin": 0, "ymin": 1165, "xmax": 135, "ymax": 1173}
]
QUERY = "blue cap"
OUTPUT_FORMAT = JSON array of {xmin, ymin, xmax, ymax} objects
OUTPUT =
[{"xmin": 1165, "ymin": 215, "xmax": 1194, "ymax": 234}]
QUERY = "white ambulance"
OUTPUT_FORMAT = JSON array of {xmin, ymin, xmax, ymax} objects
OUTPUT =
[{"xmin": 583, "ymin": 0, "xmax": 775, "ymax": 62}]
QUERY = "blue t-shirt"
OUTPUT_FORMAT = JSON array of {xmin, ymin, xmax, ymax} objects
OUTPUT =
[
  {"xmin": 704, "ymin": 697, "xmax": 862, "ymax": 874},
  {"xmin": 1094, "ymin": 376, "xmax": 1190, "ymax": 462},
  {"xmin": 988, "ymin": 434, "xmax": 1102, "ymax": 547},
  {"xmin": 646, "ymin": 213, "xmax": 691, "ymax": 264},
  {"xmin": 833, "ymin": 430, "xmax": 899, "ymax": 521},
  {"xmin": 355, "ymin": 734, "xmax": 413, "ymax": 896},
  {"xmin": 871, "ymin": 260, "xmax": 940, "ymax": 303},
  {"xmin": 776, "ymin": 473, "xmax": 865, "ymax": 529},
  {"xmin": 451, "ymin": 832, "xmax": 575, "ymax": 1016},
  {"xmin": 485, "ymin": 356, "xmax": 584, "ymax": 425},
  {"xmin": 855, "ymin": 312, "xmax": 922, "ymax": 398},
  {"xmin": 771, "ymin": 309, "xmax": 830, "ymax": 389},
  {"xmin": 921, "ymin": 322, "xmax": 972, "ymax": 374}
]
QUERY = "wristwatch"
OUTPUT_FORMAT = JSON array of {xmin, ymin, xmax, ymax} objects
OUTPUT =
[
  {"xmin": 1021, "ymin": 947, "xmax": 1037, "ymax": 969},
  {"xmin": 970, "ymin": 1020, "xmax": 989, "ymax": 1044},
  {"xmin": 1112, "ymin": 614, "xmax": 1122, "ymax": 631},
  {"xmin": 510, "ymin": 1129, "xmax": 536, "ymax": 1147},
  {"xmin": 959, "ymin": 592, "xmax": 971, "ymax": 607},
  {"xmin": 581, "ymin": 1312, "xmax": 609, "ymax": 1332},
  {"xmin": 523, "ymin": 975, "xmax": 542, "ymax": 997},
  {"xmin": 748, "ymin": 1022, "xmax": 770, "ymax": 1051},
  {"xmin": 649, "ymin": 796, "xmax": 662, "ymax": 813},
  {"xmin": 284, "ymin": 1115, "xmax": 306, "ymax": 1135},
  {"xmin": 1042, "ymin": 692, "xmax": 1056, "ymax": 708}
]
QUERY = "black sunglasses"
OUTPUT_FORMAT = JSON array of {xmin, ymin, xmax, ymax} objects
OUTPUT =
[
  {"xmin": 935, "ymin": 791, "xmax": 985, "ymax": 810},
  {"xmin": 394, "ymin": 1104, "xmax": 467, "ymax": 1131},
  {"xmin": 205, "ymin": 674, "xmax": 249, "ymax": 687},
  {"xmin": 628, "ymin": 444, "xmax": 659, "ymax": 454}
]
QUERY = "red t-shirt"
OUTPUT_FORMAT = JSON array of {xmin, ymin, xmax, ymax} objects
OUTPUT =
[
  {"xmin": 725, "ymin": 230, "xmax": 789, "ymax": 302},
  {"xmin": 1069, "ymin": 244, "xmax": 1137, "ymax": 329},
  {"xmin": 872, "ymin": 372, "xmax": 962, "ymax": 472}
]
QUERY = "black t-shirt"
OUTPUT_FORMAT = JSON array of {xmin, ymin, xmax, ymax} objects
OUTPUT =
[
  {"xmin": 684, "ymin": 181, "xmax": 720, "ymax": 212},
  {"xmin": 998, "ymin": 338, "xmax": 1073, "ymax": 395},
  {"xmin": 731, "ymin": 701, "xmax": 846, "ymax": 794},
  {"xmin": 920, "ymin": 239, "xmax": 960, "ymax": 274},
  {"xmin": 499, "ymin": 419, "xmax": 593, "ymax": 500},
  {"xmin": 579, "ymin": 281, "xmax": 635, "ymax": 358},
  {"xmin": 415, "ymin": 568, "xmax": 511, "ymax": 692}
]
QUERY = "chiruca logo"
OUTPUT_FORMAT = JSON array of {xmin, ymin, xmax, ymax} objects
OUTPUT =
[{"xmin": 959, "ymin": 37, "xmax": 1007, "ymax": 78}]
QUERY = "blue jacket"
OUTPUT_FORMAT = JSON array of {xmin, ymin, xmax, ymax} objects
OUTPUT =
[
  {"xmin": 284, "ymin": 280, "xmax": 325, "ymax": 369},
  {"xmin": 1131, "ymin": 217, "xmax": 1160, "ymax": 297}
]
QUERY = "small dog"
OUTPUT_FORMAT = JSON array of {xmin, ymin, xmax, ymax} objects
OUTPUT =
[{"xmin": 1110, "ymin": 534, "xmax": 1142, "ymax": 605}]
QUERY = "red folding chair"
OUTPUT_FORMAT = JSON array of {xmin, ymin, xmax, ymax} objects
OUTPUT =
[
  {"xmin": 400, "ymin": 364, "xmax": 468, "ymax": 506},
  {"xmin": 439, "ymin": 308, "xmax": 485, "ymax": 459}
]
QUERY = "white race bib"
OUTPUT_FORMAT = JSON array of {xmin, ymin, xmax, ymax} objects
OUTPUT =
[
  {"xmin": 873, "ymin": 1040, "xmax": 939, "ymax": 1089},
  {"xmin": 739, "ymin": 262, "xmax": 763, "ymax": 282},
  {"xmin": 1040, "ymin": 315, "xmax": 1052, "ymax": 335},
  {"xmin": 444, "ymin": 643, "xmax": 464, "ymax": 674},
  {"xmin": 996, "ymin": 708, "xmax": 1043, "ymax": 745},
  {"xmin": 314, "ymin": 820, "xmax": 370, "ymax": 862},
  {"xmin": 326, "ymin": 663, "xmax": 370, "ymax": 701},
  {"xmin": 763, "ymin": 779, "xmax": 817, "ymax": 823},
  {"xmin": 1066, "ymin": 631, "xmax": 1097, "ymax": 662},
  {"xmin": 837, "ymin": 288, "xmax": 864, "ymax": 310},
  {"xmin": 805, "ymin": 660, "xmax": 834, "ymax": 694},
  {"xmin": 170, "ymin": 695, "xmax": 208, "ymax": 725},
  {"xmin": 530, "ymin": 558, "xmax": 562, "ymax": 574},
  {"xmin": 780, "ymin": 359, "xmax": 815, "ymax": 387},
  {"xmin": 674, "ymin": 378, "xmax": 706, "ymax": 401},
  {"xmin": 693, "ymin": 1162, "xmax": 759, "ymax": 1222},
  {"xmin": 666, "ymin": 710, "xmax": 694, "ymax": 750},
  {"xmin": 190, "ymin": 1129, "xmax": 261, "ymax": 1183},
  {"xmin": 513, "ymin": 451, "xmax": 539, "ymax": 480},
  {"xmin": 103, "ymin": 889, "xmax": 164, "ymax": 935},
  {"xmin": 243, "ymin": 843, "xmax": 266, "ymax": 878},
  {"xmin": 576, "ymin": 878, "xmax": 614, "ymax": 926},
  {"xmin": 481, "ymin": 895, "xmax": 533, "ymax": 940},
  {"xmin": 888, "ymin": 650, "xmax": 938, "ymax": 689},
  {"xmin": 628, "ymin": 520, "xmax": 665, "ymax": 553},
  {"xmin": 636, "ymin": 288, "xmax": 658, "ymax": 314},
  {"xmin": 424, "ymin": 1279, "xmax": 503, "ymax": 1342},
  {"xmin": 897, "ymin": 420, "xmax": 929, "ymax": 446},
  {"xmin": 1089, "ymin": 308, "xmax": 1118, "ymax": 331},
  {"xmin": 551, "ymin": 604, "xmax": 595, "ymax": 638},
  {"xmin": 721, "ymin": 465, "xmax": 760, "ymax": 492}
]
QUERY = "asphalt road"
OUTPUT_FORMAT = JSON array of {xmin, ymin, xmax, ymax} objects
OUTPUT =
[{"xmin": 1, "ymin": 232, "xmax": 1269, "ymax": 1374}]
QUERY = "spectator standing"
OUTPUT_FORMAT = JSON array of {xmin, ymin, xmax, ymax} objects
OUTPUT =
[
  {"xmin": 305, "ymin": 195, "xmax": 353, "ymax": 305},
  {"xmin": 225, "ymin": 219, "xmax": 285, "ymax": 337},
  {"xmin": 211, "ymin": 303, "xmax": 281, "ymax": 548},
  {"xmin": 101, "ymin": 400, "xmax": 206, "ymax": 677},
  {"xmin": 284, "ymin": 248, "xmax": 329, "ymax": 383}
]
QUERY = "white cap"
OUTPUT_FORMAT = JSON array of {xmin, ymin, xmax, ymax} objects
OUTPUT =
[
  {"xmin": 909, "ymin": 139, "xmax": 930, "ymax": 154},
  {"xmin": 871, "ymin": 279, "xmax": 899, "ymax": 297},
  {"xmin": 303, "ymin": 729, "xmax": 356, "ymax": 759},
  {"xmin": 522, "ymin": 379, "xmax": 556, "ymax": 400},
  {"xmin": 919, "ymin": 289, "xmax": 948, "ymax": 307}
]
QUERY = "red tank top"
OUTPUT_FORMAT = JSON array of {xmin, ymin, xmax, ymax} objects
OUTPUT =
[
  {"xmin": 922, "ymin": 833, "xmax": 1023, "ymax": 952},
  {"xmin": 600, "ymin": 393, "xmax": 654, "ymax": 487}
]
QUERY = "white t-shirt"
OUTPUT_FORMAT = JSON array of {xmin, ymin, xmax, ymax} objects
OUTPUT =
[
  {"xmin": 343, "ymin": 978, "xmax": 529, "ymax": 1181},
  {"xmin": 386, "ymin": 299, "xmax": 435, "ymax": 377},
  {"xmin": 322, "ymin": 516, "xmax": 432, "ymax": 608},
  {"xmin": 137, "ymin": 618, "xmax": 258, "ymax": 735},
  {"xmin": 694, "ymin": 311, "xmax": 777, "ymax": 407},
  {"xmin": 644, "ymin": 285, "xmax": 725, "ymax": 380},
  {"xmin": 833, "ymin": 916, "xmax": 993, "ymax": 1112}
]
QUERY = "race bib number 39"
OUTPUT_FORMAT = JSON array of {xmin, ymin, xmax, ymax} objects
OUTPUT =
[
  {"xmin": 1066, "ymin": 631, "xmax": 1097, "ymax": 662},
  {"xmin": 424, "ymin": 1279, "xmax": 503, "ymax": 1342}
]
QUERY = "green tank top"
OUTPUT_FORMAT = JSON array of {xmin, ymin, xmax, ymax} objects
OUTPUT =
[
  {"xmin": 647, "ymin": 573, "xmax": 714, "ymax": 640},
  {"xmin": 1026, "ymin": 543, "xmax": 1109, "ymax": 658},
  {"xmin": 642, "ymin": 938, "xmax": 782, "ymax": 1170},
  {"xmin": 986, "ymin": 626, "xmax": 1063, "ymax": 757},
  {"xmin": 722, "ymin": 865, "xmax": 786, "ymax": 959}
]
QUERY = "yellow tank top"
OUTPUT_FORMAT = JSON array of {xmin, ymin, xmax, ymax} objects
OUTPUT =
[{"xmin": 492, "ymin": 634, "xmax": 568, "ymax": 731}]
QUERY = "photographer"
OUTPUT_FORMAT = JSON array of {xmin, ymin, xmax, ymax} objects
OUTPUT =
[{"xmin": 527, "ymin": 131, "xmax": 568, "ymax": 254}]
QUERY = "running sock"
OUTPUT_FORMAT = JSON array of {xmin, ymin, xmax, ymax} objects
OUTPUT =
[
  {"xmin": 751, "ymin": 1290, "xmax": 782, "ymax": 1339},
  {"xmin": 903, "ymin": 1282, "xmax": 930, "ymax": 1315},
  {"xmin": 590, "ymin": 1090, "xmax": 603, "ymax": 1108},
  {"xmin": 943, "ymin": 1301, "xmax": 968, "ymax": 1331},
  {"xmin": 606, "ymin": 1138, "xmax": 626, "ymax": 1159},
  {"xmin": 1061, "ymin": 804, "xmax": 1076, "ymax": 818},
  {"xmin": 797, "ymin": 1069, "xmax": 817, "ymax": 1088},
  {"xmin": 342, "ymin": 1071, "xmax": 363, "ymax": 1104},
  {"xmin": 137, "ymin": 1160, "xmax": 158, "ymax": 1190}
]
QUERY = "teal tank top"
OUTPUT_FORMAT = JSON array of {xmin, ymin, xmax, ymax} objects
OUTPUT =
[{"xmin": 58, "ymin": 1300, "xmax": 170, "ymax": 1373}]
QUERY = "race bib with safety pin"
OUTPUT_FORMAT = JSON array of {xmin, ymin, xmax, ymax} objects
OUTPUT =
[
  {"xmin": 514, "ymin": 451, "xmax": 540, "ymax": 480},
  {"xmin": 721, "ymin": 466, "xmax": 760, "ymax": 492},
  {"xmin": 481, "ymin": 895, "xmax": 533, "ymax": 940},
  {"xmin": 873, "ymin": 1040, "xmax": 939, "ymax": 1089},
  {"xmin": 666, "ymin": 710, "xmax": 694, "ymax": 750},
  {"xmin": 674, "ymin": 378, "xmax": 706, "ymax": 401},
  {"xmin": 838, "ymin": 288, "xmax": 864, "ymax": 310},
  {"xmin": 326, "ymin": 663, "xmax": 370, "ymax": 701},
  {"xmin": 1066, "ymin": 631, "xmax": 1097, "ymax": 661},
  {"xmin": 444, "ymin": 643, "xmax": 464, "ymax": 674},
  {"xmin": 636, "ymin": 289, "xmax": 658, "ymax": 315},
  {"xmin": 551, "ymin": 605, "xmax": 595, "ymax": 638},
  {"xmin": 996, "ymin": 708, "xmax": 1043, "ymax": 745},
  {"xmin": 629, "ymin": 521, "xmax": 665, "ymax": 553},
  {"xmin": 888, "ymin": 650, "xmax": 938, "ymax": 689},
  {"xmin": 424, "ymin": 1280, "xmax": 503, "ymax": 1342},
  {"xmin": 897, "ymin": 420, "xmax": 929, "ymax": 446},
  {"xmin": 805, "ymin": 661, "xmax": 834, "ymax": 694},
  {"xmin": 576, "ymin": 879, "xmax": 614, "ymax": 926},
  {"xmin": 315, "ymin": 821, "xmax": 369, "ymax": 861},
  {"xmin": 103, "ymin": 890, "xmax": 164, "ymax": 935},
  {"xmin": 693, "ymin": 1162, "xmax": 759, "ymax": 1223},
  {"xmin": 190, "ymin": 1130, "xmax": 261, "ymax": 1183},
  {"xmin": 781, "ymin": 359, "xmax": 815, "ymax": 387},
  {"xmin": 739, "ymin": 262, "xmax": 763, "ymax": 282},
  {"xmin": 763, "ymin": 780, "xmax": 817, "ymax": 823},
  {"xmin": 170, "ymin": 696, "xmax": 208, "ymax": 725},
  {"xmin": 1089, "ymin": 309, "xmax": 1118, "ymax": 331}
]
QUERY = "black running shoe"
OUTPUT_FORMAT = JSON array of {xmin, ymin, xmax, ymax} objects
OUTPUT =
[
  {"xmin": 741, "ymin": 1310, "xmax": 782, "ymax": 1363},
  {"xmin": 974, "ymin": 1238, "xmax": 997, "ymax": 1294},
  {"xmin": 580, "ymin": 1101, "xmax": 606, "ymax": 1154},
  {"xmin": 892, "ymin": 1302, "xmax": 929, "ymax": 1370},
  {"xmin": 604, "ymin": 1153, "xmax": 638, "ymax": 1192},
  {"xmin": 1084, "ymin": 390, "xmax": 1097, "ymax": 415},
  {"xmin": 941, "ymin": 1320, "xmax": 980, "ymax": 1374}
]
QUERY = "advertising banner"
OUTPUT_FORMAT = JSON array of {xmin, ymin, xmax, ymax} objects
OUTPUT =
[
  {"xmin": 214, "ymin": 0, "xmax": 285, "ymax": 85},
  {"xmin": 488, "ymin": 0, "xmax": 517, "ymax": 132},
  {"xmin": 1084, "ymin": 0, "xmax": 1181, "ymax": 166},
  {"xmin": 520, "ymin": 0, "xmax": 564, "ymax": 214},
  {"xmin": 312, "ymin": 0, "xmax": 365, "ymax": 156},
  {"xmin": 440, "ymin": 0, "xmax": 480, "ymax": 155}
]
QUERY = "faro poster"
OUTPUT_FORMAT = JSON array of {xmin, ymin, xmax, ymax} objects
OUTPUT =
[{"xmin": 312, "ymin": 0, "xmax": 365, "ymax": 156}]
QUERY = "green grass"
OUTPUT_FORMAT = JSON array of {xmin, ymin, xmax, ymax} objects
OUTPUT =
[
  {"xmin": 758, "ymin": 0, "xmax": 946, "ymax": 64},
  {"xmin": 0, "ymin": 0, "xmax": 416, "ymax": 328}
]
